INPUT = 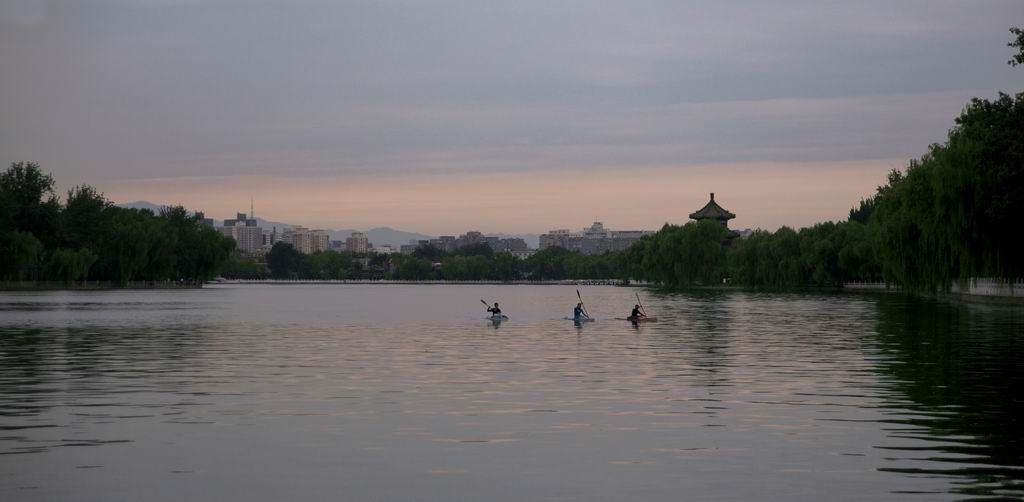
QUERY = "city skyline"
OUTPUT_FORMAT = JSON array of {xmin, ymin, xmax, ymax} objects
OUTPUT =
[
  {"xmin": 111, "ymin": 159, "xmax": 892, "ymax": 235},
  {"xmin": 2, "ymin": 1, "xmax": 1020, "ymax": 234}
]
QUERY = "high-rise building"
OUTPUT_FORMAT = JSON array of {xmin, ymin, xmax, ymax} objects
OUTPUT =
[
  {"xmin": 346, "ymin": 232, "xmax": 369, "ymax": 254},
  {"xmin": 218, "ymin": 211, "xmax": 263, "ymax": 254},
  {"xmin": 283, "ymin": 226, "xmax": 330, "ymax": 254}
]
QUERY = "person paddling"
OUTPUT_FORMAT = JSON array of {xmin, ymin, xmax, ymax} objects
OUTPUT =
[
  {"xmin": 487, "ymin": 302, "xmax": 502, "ymax": 316},
  {"xmin": 573, "ymin": 302, "xmax": 589, "ymax": 321},
  {"xmin": 630, "ymin": 304, "xmax": 646, "ymax": 320}
]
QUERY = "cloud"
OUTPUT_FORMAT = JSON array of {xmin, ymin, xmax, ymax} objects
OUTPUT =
[{"xmin": 1, "ymin": 0, "xmax": 1020, "ymax": 230}]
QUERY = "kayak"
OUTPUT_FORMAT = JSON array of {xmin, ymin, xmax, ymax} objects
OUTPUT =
[
  {"xmin": 488, "ymin": 315, "xmax": 509, "ymax": 321},
  {"xmin": 616, "ymin": 316, "xmax": 658, "ymax": 322},
  {"xmin": 564, "ymin": 317, "xmax": 595, "ymax": 323}
]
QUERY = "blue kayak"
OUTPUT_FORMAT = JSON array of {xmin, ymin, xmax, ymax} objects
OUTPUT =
[{"xmin": 565, "ymin": 317, "xmax": 595, "ymax": 322}]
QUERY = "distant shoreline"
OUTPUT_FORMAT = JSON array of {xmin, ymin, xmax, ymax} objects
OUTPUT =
[
  {"xmin": 0, "ymin": 281, "xmax": 203, "ymax": 291},
  {"xmin": 209, "ymin": 279, "xmax": 633, "ymax": 286}
]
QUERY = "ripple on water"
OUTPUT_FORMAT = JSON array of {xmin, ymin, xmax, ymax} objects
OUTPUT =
[{"xmin": 0, "ymin": 286, "xmax": 1022, "ymax": 501}]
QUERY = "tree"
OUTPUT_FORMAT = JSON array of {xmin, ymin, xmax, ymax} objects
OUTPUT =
[
  {"xmin": 0, "ymin": 162, "xmax": 61, "ymax": 247},
  {"xmin": 455, "ymin": 242, "xmax": 493, "ymax": 258},
  {"xmin": 43, "ymin": 248, "xmax": 98, "ymax": 284},
  {"xmin": 158, "ymin": 206, "xmax": 235, "ymax": 283},
  {"xmin": 0, "ymin": 231, "xmax": 44, "ymax": 281},
  {"xmin": 60, "ymin": 185, "xmax": 112, "ymax": 250},
  {"xmin": 1009, "ymin": 27, "xmax": 1024, "ymax": 67},
  {"xmin": 873, "ymin": 92, "xmax": 1024, "ymax": 291},
  {"xmin": 412, "ymin": 243, "xmax": 446, "ymax": 261},
  {"xmin": 398, "ymin": 257, "xmax": 433, "ymax": 280},
  {"xmin": 266, "ymin": 242, "xmax": 303, "ymax": 278},
  {"xmin": 219, "ymin": 252, "xmax": 266, "ymax": 280},
  {"xmin": 490, "ymin": 252, "xmax": 520, "ymax": 281}
]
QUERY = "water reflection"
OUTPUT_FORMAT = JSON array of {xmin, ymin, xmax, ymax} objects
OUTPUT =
[
  {"xmin": 0, "ymin": 287, "xmax": 1021, "ymax": 501},
  {"xmin": 873, "ymin": 296, "xmax": 1024, "ymax": 499}
]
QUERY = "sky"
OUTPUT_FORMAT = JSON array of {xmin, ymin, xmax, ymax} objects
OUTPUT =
[{"xmin": 1, "ymin": 0, "xmax": 1021, "ymax": 234}]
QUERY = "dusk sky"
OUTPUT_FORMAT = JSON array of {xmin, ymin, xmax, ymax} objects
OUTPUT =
[{"xmin": 1, "ymin": 0, "xmax": 1020, "ymax": 234}]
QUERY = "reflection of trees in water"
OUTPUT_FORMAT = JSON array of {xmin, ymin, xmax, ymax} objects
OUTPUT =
[
  {"xmin": 0, "ymin": 324, "xmax": 213, "ymax": 422},
  {"xmin": 648, "ymin": 290, "xmax": 733, "ymax": 388},
  {"xmin": 873, "ymin": 296, "xmax": 1024, "ymax": 498}
]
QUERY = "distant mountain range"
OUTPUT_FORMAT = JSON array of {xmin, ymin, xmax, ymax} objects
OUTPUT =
[{"xmin": 116, "ymin": 201, "xmax": 539, "ymax": 248}]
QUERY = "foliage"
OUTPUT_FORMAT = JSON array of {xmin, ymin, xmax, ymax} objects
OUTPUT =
[
  {"xmin": 0, "ymin": 161, "xmax": 61, "ymax": 247},
  {"xmin": 219, "ymin": 252, "xmax": 267, "ymax": 280},
  {"xmin": 0, "ymin": 231, "xmax": 44, "ymax": 281},
  {"xmin": 0, "ymin": 162, "xmax": 235, "ymax": 285},
  {"xmin": 266, "ymin": 242, "xmax": 303, "ymax": 278},
  {"xmin": 411, "ymin": 244, "xmax": 445, "ymax": 261},
  {"xmin": 1009, "ymin": 27, "xmax": 1024, "ymax": 67},
  {"xmin": 873, "ymin": 92, "xmax": 1024, "ymax": 292},
  {"xmin": 43, "ymin": 248, "xmax": 98, "ymax": 284}
]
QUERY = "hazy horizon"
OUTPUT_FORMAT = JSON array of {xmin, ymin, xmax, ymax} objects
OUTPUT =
[{"xmin": 2, "ymin": 1, "xmax": 1020, "ymax": 234}]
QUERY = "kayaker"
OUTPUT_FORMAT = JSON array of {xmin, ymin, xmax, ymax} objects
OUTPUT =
[
  {"xmin": 573, "ymin": 302, "xmax": 588, "ymax": 320},
  {"xmin": 630, "ymin": 304, "xmax": 645, "ymax": 319},
  {"xmin": 487, "ymin": 302, "xmax": 502, "ymax": 316}
]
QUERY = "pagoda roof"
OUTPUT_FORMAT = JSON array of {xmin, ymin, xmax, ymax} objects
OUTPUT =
[{"xmin": 689, "ymin": 193, "xmax": 736, "ymax": 221}]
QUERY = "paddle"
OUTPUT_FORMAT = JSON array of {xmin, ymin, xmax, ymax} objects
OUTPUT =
[
  {"xmin": 480, "ymin": 299, "xmax": 493, "ymax": 310},
  {"xmin": 635, "ymin": 292, "xmax": 648, "ymax": 317},
  {"xmin": 576, "ymin": 289, "xmax": 591, "ymax": 319}
]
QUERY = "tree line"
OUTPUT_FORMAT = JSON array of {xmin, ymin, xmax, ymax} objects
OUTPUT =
[
  {"xmin": 221, "ymin": 86, "xmax": 1022, "ymax": 291},
  {"xmin": 619, "ymin": 95, "xmax": 1021, "ymax": 291},
  {"xmin": 0, "ymin": 163, "xmax": 235, "ymax": 285},
  {"xmin": 8, "ymin": 81, "xmax": 1019, "ymax": 291},
  {"xmin": 225, "ymin": 239, "xmax": 617, "ymax": 282},
  {"xmin": 8, "ymin": 30, "xmax": 1022, "ymax": 290}
]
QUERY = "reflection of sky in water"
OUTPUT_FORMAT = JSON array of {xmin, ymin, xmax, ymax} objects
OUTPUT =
[{"xmin": 0, "ymin": 286, "xmax": 1021, "ymax": 501}]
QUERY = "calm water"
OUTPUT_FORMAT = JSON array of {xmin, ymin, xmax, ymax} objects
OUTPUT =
[{"xmin": 1, "ymin": 285, "xmax": 1022, "ymax": 501}]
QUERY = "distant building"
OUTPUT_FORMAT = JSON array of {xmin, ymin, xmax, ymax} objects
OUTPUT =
[
  {"xmin": 346, "ymin": 232, "xmax": 369, "ymax": 254},
  {"xmin": 370, "ymin": 244, "xmax": 396, "ymax": 254},
  {"xmin": 540, "ymin": 222, "xmax": 653, "ymax": 255},
  {"xmin": 263, "ymin": 227, "xmax": 280, "ymax": 249},
  {"xmin": 283, "ymin": 226, "xmax": 330, "ymax": 254},
  {"xmin": 218, "ymin": 212, "xmax": 263, "ymax": 254},
  {"xmin": 540, "ymin": 229, "xmax": 578, "ymax": 250},
  {"xmin": 400, "ymin": 241, "xmax": 419, "ymax": 255},
  {"xmin": 428, "ymin": 236, "xmax": 458, "ymax": 254},
  {"xmin": 457, "ymin": 231, "xmax": 485, "ymax": 249},
  {"xmin": 492, "ymin": 238, "xmax": 528, "ymax": 253},
  {"xmin": 399, "ymin": 231, "xmax": 536, "ymax": 257},
  {"xmin": 510, "ymin": 249, "xmax": 537, "ymax": 260}
]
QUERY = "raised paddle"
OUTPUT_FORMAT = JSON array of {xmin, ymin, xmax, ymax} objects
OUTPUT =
[
  {"xmin": 636, "ymin": 292, "xmax": 648, "ymax": 317},
  {"xmin": 576, "ymin": 289, "xmax": 591, "ymax": 318}
]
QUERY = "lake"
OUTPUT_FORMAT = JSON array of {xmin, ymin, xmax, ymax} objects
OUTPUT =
[{"xmin": 1, "ymin": 284, "xmax": 1022, "ymax": 501}]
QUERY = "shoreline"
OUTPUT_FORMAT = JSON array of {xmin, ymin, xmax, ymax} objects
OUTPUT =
[
  {"xmin": 2, "ymin": 280, "xmax": 1019, "ymax": 305},
  {"xmin": 0, "ymin": 281, "xmax": 203, "ymax": 291},
  {"xmin": 208, "ymin": 279, "xmax": 633, "ymax": 286}
]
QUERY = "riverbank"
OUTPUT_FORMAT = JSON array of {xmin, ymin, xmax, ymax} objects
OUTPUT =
[
  {"xmin": 845, "ymin": 279, "xmax": 1023, "ymax": 304},
  {"xmin": 210, "ymin": 279, "xmax": 631, "ymax": 286},
  {"xmin": 0, "ymin": 281, "xmax": 203, "ymax": 291}
]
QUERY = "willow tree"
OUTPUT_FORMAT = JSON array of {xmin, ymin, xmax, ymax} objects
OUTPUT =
[{"xmin": 873, "ymin": 92, "xmax": 1024, "ymax": 291}]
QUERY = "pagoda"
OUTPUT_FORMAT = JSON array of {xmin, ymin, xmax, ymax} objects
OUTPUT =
[{"xmin": 689, "ymin": 193, "xmax": 739, "ymax": 238}]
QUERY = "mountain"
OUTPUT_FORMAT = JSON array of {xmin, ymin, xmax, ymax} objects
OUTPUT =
[
  {"xmin": 117, "ymin": 201, "xmax": 296, "ymax": 230},
  {"xmin": 115, "ymin": 202, "xmax": 539, "ymax": 248},
  {"xmin": 118, "ymin": 200, "xmax": 167, "ymax": 213},
  {"xmin": 115, "ymin": 201, "xmax": 433, "ymax": 248}
]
